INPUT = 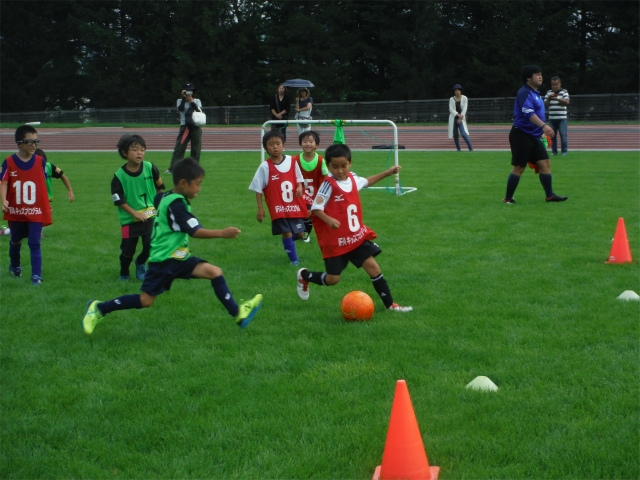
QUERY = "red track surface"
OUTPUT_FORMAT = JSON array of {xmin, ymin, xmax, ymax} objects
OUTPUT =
[{"xmin": 1, "ymin": 124, "xmax": 638, "ymax": 152}]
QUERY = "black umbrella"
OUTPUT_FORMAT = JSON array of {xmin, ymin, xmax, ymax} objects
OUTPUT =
[{"xmin": 282, "ymin": 78, "xmax": 315, "ymax": 88}]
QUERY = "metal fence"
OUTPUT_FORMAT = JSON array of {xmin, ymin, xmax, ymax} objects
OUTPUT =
[{"xmin": 1, "ymin": 94, "xmax": 637, "ymax": 125}]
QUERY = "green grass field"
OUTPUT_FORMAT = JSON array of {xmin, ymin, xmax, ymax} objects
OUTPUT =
[{"xmin": 1, "ymin": 150, "xmax": 638, "ymax": 479}]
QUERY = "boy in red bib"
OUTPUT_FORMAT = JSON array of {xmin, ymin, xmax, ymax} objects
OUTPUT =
[
  {"xmin": 291, "ymin": 130, "xmax": 328, "ymax": 243},
  {"xmin": 249, "ymin": 130, "xmax": 308, "ymax": 265},
  {"xmin": 1, "ymin": 125, "xmax": 51, "ymax": 284},
  {"xmin": 296, "ymin": 143, "xmax": 412, "ymax": 312}
]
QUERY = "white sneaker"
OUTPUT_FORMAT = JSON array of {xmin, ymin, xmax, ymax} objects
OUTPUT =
[
  {"xmin": 387, "ymin": 303, "xmax": 412, "ymax": 312},
  {"xmin": 296, "ymin": 268, "xmax": 309, "ymax": 301}
]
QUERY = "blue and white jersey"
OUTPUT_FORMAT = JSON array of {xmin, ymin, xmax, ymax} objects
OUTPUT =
[{"xmin": 513, "ymin": 84, "xmax": 545, "ymax": 137}]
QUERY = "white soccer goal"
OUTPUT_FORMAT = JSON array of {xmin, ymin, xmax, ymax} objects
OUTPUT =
[{"xmin": 261, "ymin": 119, "xmax": 417, "ymax": 195}]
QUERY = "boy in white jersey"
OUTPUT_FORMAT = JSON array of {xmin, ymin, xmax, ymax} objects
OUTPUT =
[
  {"xmin": 295, "ymin": 143, "xmax": 412, "ymax": 313},
  {"xmin": 249, "ymin": 130, "xmax": 308, "ymax": 265}
]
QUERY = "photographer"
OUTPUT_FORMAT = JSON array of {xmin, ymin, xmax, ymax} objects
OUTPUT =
[{"xmin": 166, "ymin": 82, "xmax": 203, "ymax": 174}]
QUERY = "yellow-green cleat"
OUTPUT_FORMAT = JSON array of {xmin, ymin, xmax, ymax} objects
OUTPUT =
[
  {"xmin": 83, "ymin": 300, "xmax": 104, "ymax": 335},
  {"xmin": 235, "ymin": 294, "xmax": 263, "ymax": 328}
]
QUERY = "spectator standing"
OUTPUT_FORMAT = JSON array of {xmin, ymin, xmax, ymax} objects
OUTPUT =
[
  {"xmin": 295, "ymin": 88, "xmax": 313, "ymax": 134},
  {"xmin": 503, "ymin": 65, "xmax": 567, "ymax": 204},
  {"xmin": 544, "ymin": 76, "xmax": 570, "ymax": 156},
  {"xmin": 166, "ymin": 82, "xmax": 203, "ymax": 174},
  {"xmin": 448, "ymin": 84, "xmax": 473, "ymax": 152},
  {"xmin": 270, "ymin": 83, "xmax": 292, "ymax": 142}
]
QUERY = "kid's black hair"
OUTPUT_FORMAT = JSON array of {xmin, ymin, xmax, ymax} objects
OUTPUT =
[
  {"xmin": 15, "ymin": 125, "xmax": 37, "ymax": 143},
  {"xmin": 325, "ymin": 143, "xmax": 352, "ymax": 163},
  {"xmin": 262, "ymin": 130, "xmax": 285, "ymax": 149},
  {"xmin": 298, "ymin": 130, "xmax": 320, "ymax": 146},
  {"xmin": 35, "ymin": 148, "xmax": 47, "ymax": 160},
  {"xmin": 116, "ymin": 134, "xmax": 147, "ymax": 159},
  {"xmin": 172, "ymin": 157, "xmax": 205, "ymax": 185}
]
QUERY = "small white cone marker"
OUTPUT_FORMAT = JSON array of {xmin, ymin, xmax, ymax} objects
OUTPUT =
[
  {"xmin": 617, "ymin": 290, "xmax": 640, "ymax": 301},
  {"xmin": 466, "ymin": 376, "xmax": 498, "ymax": 392}
]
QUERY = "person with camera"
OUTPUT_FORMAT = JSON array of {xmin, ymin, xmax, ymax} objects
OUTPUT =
[{"xmin": 166, "ymin": 82, "xmax": 203, "ymax": 174}]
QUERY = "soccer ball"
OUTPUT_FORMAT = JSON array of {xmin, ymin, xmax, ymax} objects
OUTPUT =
[{"xmin": 340, "ymin": 291, "xmax": 374, "ymax": 321}]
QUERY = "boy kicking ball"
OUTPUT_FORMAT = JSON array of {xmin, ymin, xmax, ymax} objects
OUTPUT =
[
  {"xmin": 296, "ymin": 143, "xmax": 412, "ymax": 313},
  {"xmin": 83, "ymin": 158, "xmax": 262, "ymax": 334}
]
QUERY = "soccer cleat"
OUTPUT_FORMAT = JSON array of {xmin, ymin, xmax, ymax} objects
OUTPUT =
[
  {"xmin": 82, "ymin": 300, "xmax": 104, "ymax": 335},
  {"xmin": 503, "ymin": 198, "xmax": 516, "ymax": 204},
  {"xmin": 296, "ymin": 268, "xmax": 309, "ymax": 301},
  {"xmin": 290, "ymin": 260, "xmax": 301, "ymax": 266},
  {"xmin": 387, "ymin": 303, "xmax": 413, "ymax": 312},
  {"xmin": 135, "ymin": 261, "xmax": 147, "ymax": 281},
  {"xmin": 546, "ymin": 194, "xmax": 568, "ymax": 202},
  {"xmin": 119, "ymin": 275, "xmax": 130, "ymax": 281},
  {"xmin": 235, "ymin": 294, "xmax": 263, "ymax": 328},
  {"xmin": 9, "ymin": 266, "xmax": 22, "ymax": 277},
  {"xmin": 31, "ymin": 275, "xmax": 43, "ymax": 285},
  {"xmin": 164, "ymin": 169, "xmax": 172, "ymax": 174},
  {"xmin": 302, "ymin": 232, "xmax": 311, "ymax": 243}
]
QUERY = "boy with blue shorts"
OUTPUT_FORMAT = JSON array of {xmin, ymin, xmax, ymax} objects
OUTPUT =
[
  {"xmin": 83, "ymin": 158, "xmax": 263, "ymax": 334},
  {"xmin": 249, "ymin": 130, "xmax": 308, "ymax": 265},
  {"xmin": 1, "ymin": 125, "xmax": 51, "ymax": 284}
]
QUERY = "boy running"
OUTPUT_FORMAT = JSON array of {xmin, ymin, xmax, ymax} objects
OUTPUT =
[
  {"xmin": 296, "ymin": 143, "xmax": 412, "ymax": 312},
  {"xmin": 83, "ymin": 158, "xmax": 263, "ymax": 334}
]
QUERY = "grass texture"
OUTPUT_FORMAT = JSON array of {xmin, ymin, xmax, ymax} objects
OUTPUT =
[{"xmin": 1, "ymin": 150, "xmax": 638, "ymax": 479}]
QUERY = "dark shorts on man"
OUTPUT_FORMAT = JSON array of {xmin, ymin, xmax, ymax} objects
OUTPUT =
[
  {"xmin": 324, "ymin": 240, "xmax": 382, "ymax": 275},
  {"xmin": 271, "ymin": 217, "xmax": 306, "ymax": 236},
  {"xmin": 509, "ymin": 126, "xmax": 549, "ymax": 168},
  {"xmin": 141, "ymin": 256, "xmax": 205, "ymax": 297}
]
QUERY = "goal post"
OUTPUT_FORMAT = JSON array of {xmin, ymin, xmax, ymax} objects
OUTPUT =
[{"xmin": 261, "ymin": 119, "xmax": 417, "ymax": 195}]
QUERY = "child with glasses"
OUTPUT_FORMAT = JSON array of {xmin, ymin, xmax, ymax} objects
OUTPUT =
[
  {"xmin": 0, "ymin": 125, "xmax": 51, "ymax": 284},
  {"xmin": 111, "ymin": 134, "xmax": 165, "ymax": 281}
]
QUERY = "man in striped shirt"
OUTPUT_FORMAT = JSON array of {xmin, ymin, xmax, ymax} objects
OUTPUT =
[{"xmin": 544, "ymin": 77, "xmax": 570, "ymax": 156}]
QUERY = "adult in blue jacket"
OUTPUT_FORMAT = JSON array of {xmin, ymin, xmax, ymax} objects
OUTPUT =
[{"xmin": 503, "ymin": 65, "xmax": 568, "ymax": 204}]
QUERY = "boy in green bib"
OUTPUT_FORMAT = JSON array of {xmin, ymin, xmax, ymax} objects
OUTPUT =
[
  {"xmin": 111, "ymin": 134, "xmax": 164, "ymax": 281},
  {"xmin": 83, "ymin": 158, "xmax": 263, "ymax": 334}
]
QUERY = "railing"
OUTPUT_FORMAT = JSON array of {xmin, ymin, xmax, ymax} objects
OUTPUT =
[{"xmin": 1, "ymin": 94, "xmax": 637, "ymax": 125}]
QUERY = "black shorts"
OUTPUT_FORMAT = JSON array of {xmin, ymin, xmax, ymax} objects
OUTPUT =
[
  {"xmin": 324, "ymin": 240, "xmax": 382, "ymax": 275},
  {"xmin": 509, "ymin": 126, "xmax": 549, "ymax": 168},
  {"xmin": 121, "ymin": 219, "xmax": 154, "ymax": 239},
  {"xmin": 140, "ymin": 256, "xmax": 205, "ymax": 297},
  {"xmin": 271, "ymin": 217, "xmax": 306, "ymax": 236}
]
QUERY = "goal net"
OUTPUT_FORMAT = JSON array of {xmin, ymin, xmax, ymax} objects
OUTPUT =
[{"xmin": 261, "ymin": 119, "xmax": 417, "ymax": 195}]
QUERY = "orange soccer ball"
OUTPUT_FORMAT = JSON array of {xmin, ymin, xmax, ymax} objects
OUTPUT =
[{"xmin": 340, "ymin": 291, "xmax": 375, "ymax": 321}]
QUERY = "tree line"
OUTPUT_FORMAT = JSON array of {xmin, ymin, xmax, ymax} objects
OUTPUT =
[{"xmin": 1, "ymin": 0, "xmax": 638, "ymax": 113}]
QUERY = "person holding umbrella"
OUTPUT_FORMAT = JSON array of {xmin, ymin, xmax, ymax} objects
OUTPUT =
[{"xmin": 295, "ymin": 88, "xmax": 313, "ymax": 134}]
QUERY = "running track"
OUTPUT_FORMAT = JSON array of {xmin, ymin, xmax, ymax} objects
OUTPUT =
[{"xmin": 1, "ymin": 124, "xmax": 638, "ymax": 152}]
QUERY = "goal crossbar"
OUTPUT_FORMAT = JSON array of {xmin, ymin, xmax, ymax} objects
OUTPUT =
[{"xmin": 261, "ymin": 119, "xmax": 416, "ymax": 195}]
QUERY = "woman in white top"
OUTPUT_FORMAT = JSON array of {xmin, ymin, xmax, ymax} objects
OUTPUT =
[{"xmin": 448, "ymin": 84, "xmax": 473, "ymax": 152}]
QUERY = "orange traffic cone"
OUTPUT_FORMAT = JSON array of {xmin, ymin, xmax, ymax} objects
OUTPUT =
[
  {"xmin": 372, "ymin": 380, "xmax": 439, "ymax": 480},
  {"xmin": 607, "ymin": 218, "xmax": 633, "ymax": 264}
]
